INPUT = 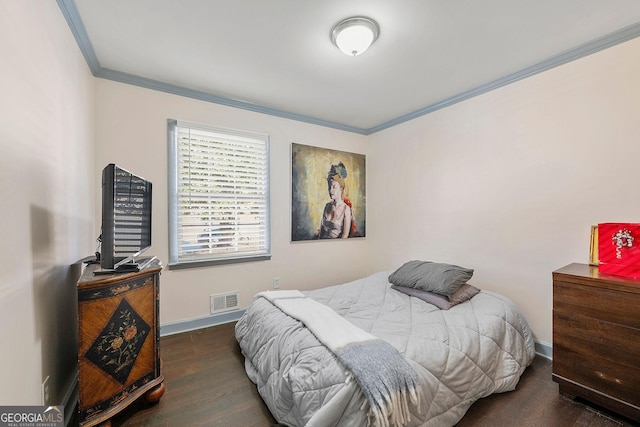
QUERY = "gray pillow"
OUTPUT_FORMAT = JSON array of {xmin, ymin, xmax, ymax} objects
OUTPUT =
[
  {"xmin": 391, "ymin": 283, "xmax": 481, "ymax": 310},
  {"xmin": 388, "ymin": 260, "xmax": 474, "ymax": 298}
]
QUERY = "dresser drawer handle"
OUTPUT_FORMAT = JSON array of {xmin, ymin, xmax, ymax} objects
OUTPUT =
[{"xmin": 596, "ymin": 371, "xmax": 623, "ymax": 385}]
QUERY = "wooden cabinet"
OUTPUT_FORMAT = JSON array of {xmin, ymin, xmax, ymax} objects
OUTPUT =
[
  {"xmin": 77, "ymin": 260, "xmax": 165, "ymax": 426},
  {"xmin": 552, "ymin": 263, "xmax": 640, "ymax": 422}
]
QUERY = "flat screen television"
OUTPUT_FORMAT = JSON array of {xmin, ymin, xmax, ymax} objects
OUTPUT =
[{"xmin": 99, "ymin": 163, "xmax": 153, "ymax": 271}]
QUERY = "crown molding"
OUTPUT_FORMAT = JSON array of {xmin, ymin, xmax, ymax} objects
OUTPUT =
[
  {"xmin": 57, "ymin": 0, "xmax": 101, "ymax": 73},
  {"xmin": 57, "ymin": 0, "xmax": 640, "ymax": 136},
  {"xmin": 96, "ymin": 68, "xmax": 369, "ymax": 134}
]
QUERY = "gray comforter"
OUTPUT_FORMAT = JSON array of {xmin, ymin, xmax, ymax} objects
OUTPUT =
[{"xmin": 235, "ymin": 271, "xmax": 535, "ymax": 427}]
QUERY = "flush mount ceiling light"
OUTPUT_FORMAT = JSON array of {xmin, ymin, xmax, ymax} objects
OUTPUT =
[{"xmin": 330, "ymin": 16, "xmax": 380, "ymax": 57}]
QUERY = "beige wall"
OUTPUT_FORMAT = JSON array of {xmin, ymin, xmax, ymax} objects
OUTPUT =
[
  {"xmin": 0, "ymin": 2, "xmax": 94, "ymax": 406},
  {"xmin": 368, "ymin": 37, "xmax": 640, "ymax": 345},
  {"xmin": 93, "ymin": 80, "xmax": 372, "ymax": 323}
]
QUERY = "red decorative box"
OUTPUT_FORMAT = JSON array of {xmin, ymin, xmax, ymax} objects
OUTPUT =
[{"xmin": 598, "ymin": 223, "xmax": 640, "ymax": 278}]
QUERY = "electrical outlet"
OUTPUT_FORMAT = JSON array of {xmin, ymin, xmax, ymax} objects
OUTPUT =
[
  {"xmin": 272, "ymin": 277, "xmax": 280, "ymax": 289},
  {"xmin": 42, "ymin": 376, "xmax": 50, "ymax": 406}
]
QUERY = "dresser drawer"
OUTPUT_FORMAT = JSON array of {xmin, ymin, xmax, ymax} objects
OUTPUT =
[
  {"xmin": 553, "ymin": 312, "xmax": 640, "ymax": 404},
  {"xmin": 553, "ymin": 280, "xmax": 640, "ymax": 329}
]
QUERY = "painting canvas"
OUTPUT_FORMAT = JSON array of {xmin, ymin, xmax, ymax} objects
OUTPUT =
[{"xmin": 292, "ymin": 143, "xmax": 366, "ymax": 241}]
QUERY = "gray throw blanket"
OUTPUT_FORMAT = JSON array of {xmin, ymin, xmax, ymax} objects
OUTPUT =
[{"xmin": 256, "ymin": 290, "xmax": 422, "ymax": 427}]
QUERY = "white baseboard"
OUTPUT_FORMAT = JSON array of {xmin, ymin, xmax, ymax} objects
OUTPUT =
[
  {"xmin": 159, "ymin": 309, "xmax": 246, "ymax": 337},
  {"xmin": 534, "ymin": 340, "xmax": 552, "ymax": 360}
]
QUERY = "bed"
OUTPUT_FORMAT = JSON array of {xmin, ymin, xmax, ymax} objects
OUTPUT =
[{"xmin": 235, "ymin": 269, "xmax": 535, "ymax": 427}]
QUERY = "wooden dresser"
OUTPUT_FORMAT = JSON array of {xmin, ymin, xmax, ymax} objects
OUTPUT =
[
  {"xmin": 77, "ymin": 260, "xmax": 165, "ymax": 426},
  {"xmin": 552, "ymin": 263, "xmax": 640, "ymax": 422}
]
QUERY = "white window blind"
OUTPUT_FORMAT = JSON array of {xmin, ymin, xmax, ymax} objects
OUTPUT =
[{"xmin": 168, "ymin": 119, "xmax": 270, "ymax": 268}]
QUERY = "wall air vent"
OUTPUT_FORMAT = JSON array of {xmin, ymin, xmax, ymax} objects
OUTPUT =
[{"xmin": 210, "ymin": 291, "xmax": 240, "ymax": 314}]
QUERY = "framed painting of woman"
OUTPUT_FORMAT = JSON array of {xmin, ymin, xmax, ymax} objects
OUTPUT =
[{"xmin": 291, "ymin": 143, "xmax": 366, "ymax": 242}]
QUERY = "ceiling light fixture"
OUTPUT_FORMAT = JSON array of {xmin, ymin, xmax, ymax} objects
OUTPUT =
[{"xmin": 330, "ymin": 16, "xmax": 380, "ymax": 57}]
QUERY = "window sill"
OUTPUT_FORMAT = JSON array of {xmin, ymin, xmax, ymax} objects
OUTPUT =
[{"xmin": 168, "ymin": 254, "xmax": 271, "ymax": 270}]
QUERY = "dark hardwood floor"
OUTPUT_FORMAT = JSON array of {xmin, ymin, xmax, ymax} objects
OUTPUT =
[{"xmin": 91, "ymin": 323, "xmax": 636, "ymax": 427}]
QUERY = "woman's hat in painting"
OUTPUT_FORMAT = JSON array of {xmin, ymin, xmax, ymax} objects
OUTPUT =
[{"xmin": 327, "ymin": 162, "xmax": 347, "ymax": 180}]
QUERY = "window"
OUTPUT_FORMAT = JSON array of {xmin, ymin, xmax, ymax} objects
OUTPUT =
[{"xmin": 168, "ymin": 119, "xmax": 270, "ymax": 268}]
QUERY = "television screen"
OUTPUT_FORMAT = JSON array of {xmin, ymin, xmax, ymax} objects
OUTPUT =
[{"xmin": 100, "ymin": 164, "xmax": 152, "ymax": 270}]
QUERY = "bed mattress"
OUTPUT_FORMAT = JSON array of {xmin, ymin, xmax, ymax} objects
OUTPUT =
[{"xmin": 235, "ymin": 271, "xmax": 535, "ymax": 426}]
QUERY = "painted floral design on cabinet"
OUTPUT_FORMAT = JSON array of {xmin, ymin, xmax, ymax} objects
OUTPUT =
[{"xmin": 85, "ymin": 298, "xmax": 151, "ymax": 384}]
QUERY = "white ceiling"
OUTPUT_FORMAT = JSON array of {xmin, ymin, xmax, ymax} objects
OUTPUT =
[{"xmin": 63, "ymin": 0, "xmax": 640, "ymax": 134}]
